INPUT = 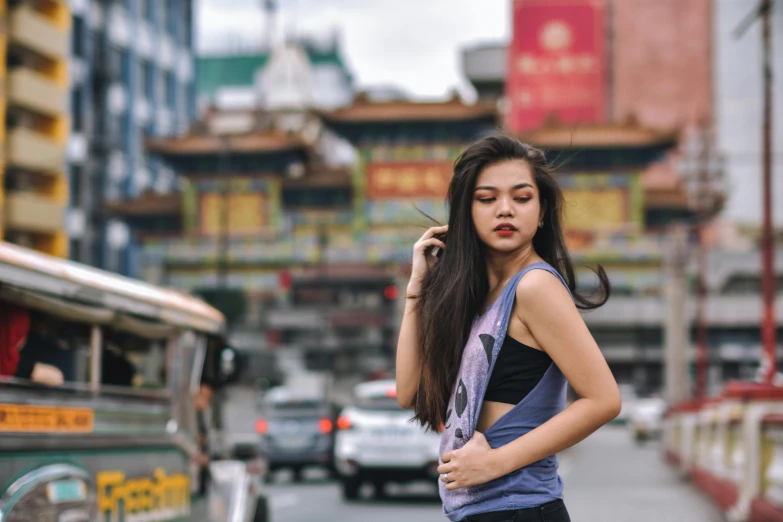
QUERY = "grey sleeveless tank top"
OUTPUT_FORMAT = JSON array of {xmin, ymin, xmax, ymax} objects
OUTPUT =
[{"xmin": 438, "ymin": 261, "xmax": 572, "ymax": 521}]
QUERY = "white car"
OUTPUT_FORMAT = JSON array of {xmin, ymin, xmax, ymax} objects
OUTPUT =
[
  {"xmin": 628, "ymin": 397, "xmax": 667, "ymax": 443},
  {"xmin": 333, "ymin": 379, "xmax": 441, "ymax": 500},
  {"xmin": 615, "ymin": 383, "xmax": 638, "ymax": 424}
]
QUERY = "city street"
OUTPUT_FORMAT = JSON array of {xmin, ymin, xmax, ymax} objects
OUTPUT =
[{"xmin": 265, "ymin": 426, "xmax": 726, "ymax": 522}]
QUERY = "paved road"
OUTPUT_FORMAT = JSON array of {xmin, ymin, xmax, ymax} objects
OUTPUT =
[
  {"xmin": 264, "ymin": 425, "xmax": 725, "ymax": 522},
  {"xmin": 562, "ymin": 425, "xmax": 725, "ymax": 522}
]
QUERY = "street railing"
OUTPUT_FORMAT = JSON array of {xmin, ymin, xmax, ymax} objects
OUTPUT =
[{"xmin": 664, "ymin": 382, "xmax": 783, "ymax": 522}]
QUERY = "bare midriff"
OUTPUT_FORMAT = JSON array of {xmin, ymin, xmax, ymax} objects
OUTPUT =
[{"xmin": 476, "ymin": 400, "xmax": 515, "ymax": 433}]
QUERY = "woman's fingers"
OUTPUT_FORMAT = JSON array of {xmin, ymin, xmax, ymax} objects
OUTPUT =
[
  {"xmin": 416, "ymin": 238, "xmax": 446, "ymax": 252},
  {"xmin": 418, "ymin": 225, "xmax": 448, "ymax": 241},
  {"xmin": 437, "ymin": 462, "xmax": 453, "ymax": 475},
  {"xmin": 440, "ymin": 471, "xmax": 456, "ymax": 484}
]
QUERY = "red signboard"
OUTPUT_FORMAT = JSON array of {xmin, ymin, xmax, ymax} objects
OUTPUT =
[{"xmin": 506, "ymin": 0, "xmax": 606, "ymax": 132}]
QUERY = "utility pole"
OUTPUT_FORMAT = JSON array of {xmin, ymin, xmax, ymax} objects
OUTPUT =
[
  {"xmin": 665, "ymin": 224, "xmax": 691, "ymax": 404},
  {"xmin": 735, "ymin": 0, "xmax": 776, "ymax": 383},
  {"xmin": 680, "ymin": 127, "xmax": 725, "ymax": 398},
  {"xmin": 759, "ymin": 0, "xmax": 776, "ymax": 383},
  {"xmin": 217, "ymin": 135, "xmax": 231, "ymax": 310},
  {"xmin": 694, "ymin": 200, "xmax": 709, "ymax": 398}
]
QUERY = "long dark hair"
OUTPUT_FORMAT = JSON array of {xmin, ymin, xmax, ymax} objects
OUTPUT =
[{"xmin": 411, "ymin": 134, "xmax": 610, "ymax": 432}]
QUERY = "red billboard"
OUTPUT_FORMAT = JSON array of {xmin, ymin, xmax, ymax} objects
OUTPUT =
[{"xmin": 506, "ymin": 0, "xmax": 606, "ymax": 132}]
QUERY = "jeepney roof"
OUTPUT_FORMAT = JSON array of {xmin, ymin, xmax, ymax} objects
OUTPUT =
[{"xmin": 0, "ymin": 241, "xmax": 225, "ymax": 335}]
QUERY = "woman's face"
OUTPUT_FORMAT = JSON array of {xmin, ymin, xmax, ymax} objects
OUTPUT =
[{"xmin": 471, "ymin": 159, "xmax": 542, "ymax": 253}]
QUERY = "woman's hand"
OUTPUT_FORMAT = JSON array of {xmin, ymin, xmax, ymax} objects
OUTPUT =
[
  {"xmin": 438, "ymin": 431, "xmax": 500, "ymax": 490},
  {"xmin": 409, "ymin": 225, "xmax": 447, "ymax": 293}
]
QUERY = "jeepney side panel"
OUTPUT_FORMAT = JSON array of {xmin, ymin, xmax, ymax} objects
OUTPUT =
[{"xmin": 0, "ymin": 385, "xmax": 195, "ymax": 522}]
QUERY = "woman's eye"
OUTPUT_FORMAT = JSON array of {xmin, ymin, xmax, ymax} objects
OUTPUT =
[
  {"xmin": 515, "ymin": 198, "xmax": 532, "ymax": 203},
  {"xmin": 478, "ymin": 198, "xmax": 495, "ymax": 204}
]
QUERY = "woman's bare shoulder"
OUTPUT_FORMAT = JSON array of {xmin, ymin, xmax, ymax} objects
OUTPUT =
[{"xmin": 514, "ymin": 268, "xmax": 572, "ymax": 313}]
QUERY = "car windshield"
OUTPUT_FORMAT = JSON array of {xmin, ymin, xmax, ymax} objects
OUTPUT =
[
  {"xmin": 355, "ymin": 397, "xmax": 405, "ymax": 411},
  {"xmin": 268, "ymin": 399, "xmax": 325, "ymax": 410}
]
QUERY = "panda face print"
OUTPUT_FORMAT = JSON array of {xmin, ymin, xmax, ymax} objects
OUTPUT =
[
  {"xmin": 480, "ymin": 334, "xmax": 495, "ymax": 365},
  {"xmin": 455, "ymin": 379, "xmax": 468, "ymax": 418}
]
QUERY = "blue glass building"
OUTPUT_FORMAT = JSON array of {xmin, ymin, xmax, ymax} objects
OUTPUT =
[{"xmin": 67, "ymin": 0, "xmax": 196, "ymax": 276}]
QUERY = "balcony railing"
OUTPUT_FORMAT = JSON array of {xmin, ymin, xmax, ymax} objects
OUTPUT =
[
  {"xmin": 7, "ymin": 68, "xmax": 67, "ymax": 117},
  {"xmin": 6, "ymin": 127, "xmax": 66, "ymax": 174},
  {"xmin": 4, "ymin": 191, "xmax": 65, "ymax": 234},
  {"xmin": 8, "ymin": 5, "xmax": 68, "ymax": 61}
]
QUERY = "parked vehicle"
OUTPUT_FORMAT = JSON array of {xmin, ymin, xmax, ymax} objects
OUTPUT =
[
  {"xmin": 615, "ymin": 383, "xmax": 639, "ymax": 424},
  {"xmin": 0, "ymin": 241, "xmax": 269, "ymax": 522},
  {"xmin": 217, "ymin": 350, "xmax": 285, "ymax": 461},
  {"xmin": 628, "ymin": 396, "xmax": 667, "ymax": 443},
  {"xmin": 257, "ymin": 374, "xmax": 339, "ymax": 481},
  {"xmin": 333, "ymin": 379, "xmax": 441, "ymax": 500}
]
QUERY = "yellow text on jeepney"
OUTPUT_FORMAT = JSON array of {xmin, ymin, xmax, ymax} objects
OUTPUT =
[{"xmin": 96, "ymin": 468, "xmax": 190, "ymax": 522}]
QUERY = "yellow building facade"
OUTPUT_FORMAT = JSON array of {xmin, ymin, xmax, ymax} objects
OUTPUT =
[{"xmin": 0, "ymin": 0, "xmax": 70, "ymax": 257}]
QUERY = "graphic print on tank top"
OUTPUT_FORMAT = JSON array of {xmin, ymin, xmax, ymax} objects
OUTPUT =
[{"xmin": 438, "ymin": 262, "xmax": 574, "ymax": 522}]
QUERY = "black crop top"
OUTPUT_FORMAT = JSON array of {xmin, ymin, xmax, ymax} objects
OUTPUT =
[{"xmin": 484, "ymin": 335, "xmax": 552, "ymax": 405}]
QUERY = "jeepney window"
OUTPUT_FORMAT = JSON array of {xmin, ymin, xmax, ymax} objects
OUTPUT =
[
  {"xmin": 103, "ymin": 330, "xmax": 167, "ymax": 389},
  {"xmin": 13, "ymin": 312, "xmax": 81, "ymax": 387}
]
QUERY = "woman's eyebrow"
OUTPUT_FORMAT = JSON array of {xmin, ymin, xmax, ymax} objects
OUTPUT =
[{"xmin": 474, "ymin": 183, "xmax": 534, "ymax": 192}]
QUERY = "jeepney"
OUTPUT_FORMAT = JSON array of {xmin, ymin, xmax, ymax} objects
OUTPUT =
[{"xmin": 0, "ymin": 241, "xmax": 268, "ymax": 522}]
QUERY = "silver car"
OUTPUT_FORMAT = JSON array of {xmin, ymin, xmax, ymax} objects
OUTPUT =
[{"xmin": 333, "ymin": 379, "xmax": 441, "ymax": 500}]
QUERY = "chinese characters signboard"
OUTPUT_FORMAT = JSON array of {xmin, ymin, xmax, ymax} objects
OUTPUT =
[
  {"xmin": 507, "ymin": 0, "xmax": 606, "ymax": 132},
  {"xmin": 186, "ymin": 177, "xmax": 281, "ymax": 237},
  {"xmin": 559, "ymin": 172, "xmax": 643, "ymax": 232},
  {"xmin": 200, "ymin": 192, "xmax": 270, "ymax": 236},
  {"xmin": 367, "ymin": 162, "xmax": 453, "ymax": 199}
]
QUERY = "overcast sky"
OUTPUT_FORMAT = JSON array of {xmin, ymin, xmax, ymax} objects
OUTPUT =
[{"xmin": 196, "ymin": 0, "xmax": 511, "ymax": 99}]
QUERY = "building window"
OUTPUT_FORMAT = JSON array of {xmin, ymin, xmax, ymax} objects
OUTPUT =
[
  {"xmin": 69, "ymin": 166, "xmax": 83, "ymax": 207},
  {"xmin": 183, "ymin": 2, "xmax": 192, "ymax": 46},
  {"xmin": 178, "ymin": 83, "xmax": 188, "ymax": 119},
  {"xmin": 721, "ymin": 275, "xmax": 783, "ymax": 295},
  {"xmin": 72, "ymin": 16, "xmax": 85, "ymax": 58},
  {"xmin": 167, "ymin": 0, "xmax": 178, "ymax": 37},
  {"xmin": 69, "ymin": 239, "xmax": 81, "ymax": 263},
  {"xmin": 71, "ymin": 87, "xmax": 84, "ymax": 132},
  {"xmin": 188, "ymin": 83, "xmax": 197, "ymax": 120},
  {"xmin": 159, "ymin": 0, "xmax": 170, "ymax": 34},
  {"xmin": 142, "ymin": 61, "xmax": 155, "ymax": 101},
  {"xmin": 166, "ymin": 73, "xmax": 176, "ymax": 109},
  {"xmin": 140, "ymin": 0, "xmax": 154, "ymax": 23},
  {"xmin": 155, "ymin": 70, "xmax": 166, "ymax": 106},
  {"xmin": 121, "ymin": 49, "xmax": 132, "ymax": 86}
]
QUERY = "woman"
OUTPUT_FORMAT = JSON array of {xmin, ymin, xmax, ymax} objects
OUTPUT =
[{"xmin": 395, "ymin": 135, "xmax": 621, "ymax": 522}]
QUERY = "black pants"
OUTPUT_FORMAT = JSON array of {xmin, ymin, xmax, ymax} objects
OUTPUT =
[{"xmin": 459, "ymin": 499, "xmax": 571, "ymax": 522}]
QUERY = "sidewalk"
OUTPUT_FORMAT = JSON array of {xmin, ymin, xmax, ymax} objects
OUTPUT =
[{"xmin": 563, "ymin": 426, "xmax": 725, "ymax": 522}]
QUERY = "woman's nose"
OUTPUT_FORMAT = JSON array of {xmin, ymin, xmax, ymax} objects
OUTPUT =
[{"xmin": 496, "ymin": 197, "xmax": 514, "ymax": 216}]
